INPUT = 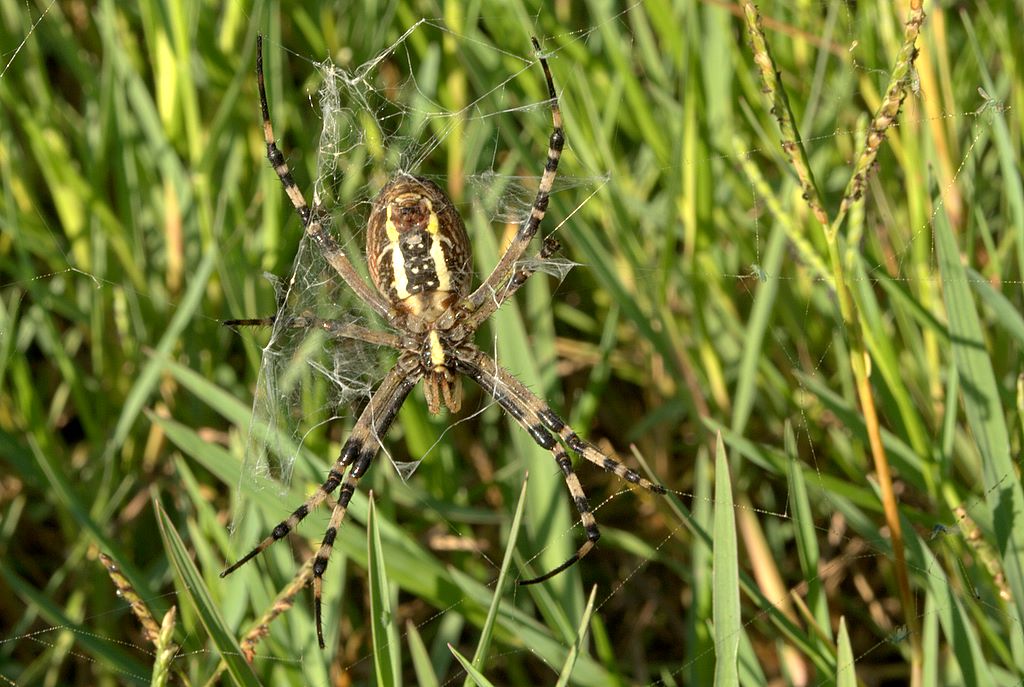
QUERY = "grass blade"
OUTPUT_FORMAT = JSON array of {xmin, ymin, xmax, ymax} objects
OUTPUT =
[
  {"xmin": 153, "ymin": 495, "xmax": 262, "ymax": 687},
  {"xmin": 934, "ymin": 194, "xmax": 1024, "ymax": 625},
  {"xmin": 406, "ymin": 619, "xmax": 440, "ymax": 687},
  {"xmin": 835, "ymin": 617, "xmax": 855, "ymax": 687},
  {"xmin": 713, "ymin": 433, "xmax": 740, "ymax": 686},
  {"xmin": 554, "ymin": 585, "xmax": 597, "ymax": 687},
  {"xmin": 465, "ymin": 473, "xmax": 529, "ymax": 686},
  {"xmin": 449, "ymin": 644, "xmax": 497, "ymax": 687},
  {"xmin": 368, "ymin": 493, "xmax": 401, "ymax": 687}
]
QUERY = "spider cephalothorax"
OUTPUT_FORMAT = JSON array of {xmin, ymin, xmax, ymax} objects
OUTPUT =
[{"xmin": 222, "ymin": 35, "xmax": 665, "ymax": 650}]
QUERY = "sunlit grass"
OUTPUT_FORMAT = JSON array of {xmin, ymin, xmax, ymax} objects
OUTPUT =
[{"xmin": 1, "ymin": 1, "xmax": 1022, "ymax": 685}]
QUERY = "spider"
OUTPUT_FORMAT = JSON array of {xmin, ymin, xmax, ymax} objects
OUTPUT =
[{"xmin": 222, "ymin": 35, "xmax": 666, "ymax": 649}]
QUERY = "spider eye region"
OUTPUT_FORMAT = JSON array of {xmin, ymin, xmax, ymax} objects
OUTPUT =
[
  {"xmin": 367, "ymin": 176, "xmax": 471, "ymax": 321},
  {"xmin": 393, "ymin": 196, "xmax": 432, "ymax": 229}
]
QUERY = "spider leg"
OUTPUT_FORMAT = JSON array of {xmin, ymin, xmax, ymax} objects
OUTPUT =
[
  {"xmin": 455, "ymin": 347, "xmax": 663, "ymax": 584},
  {"xmin": 225, "ymin": 314, "xmax": 404, "ymax": 349},
  {"xmin": 466, "ymin": 37, "xmax": 563, "ymax": 313},
  {"xmin": 461, "ymin": 236, "xmax": 562, "ymax": 332},
  {"xmin": 502, "ymin": 236, "xmax": 562, "ymax": 298},
  {"xmin": 308, "ymin": 364, "xmax": 418, "ymax": 647},
  {"xmin": 221, "ymin": 363, "xmax": 419, "ymax": 647},
  {"xmin": 255, "ymin": 35, "xmax": 393, "ymax": 322},
  {"xmin": 480, "ymin": 350, "xmax": 665, "ymax": 494},
  {"xmin": 454, "ymin": 348, "xmax": 596, "ymax": 584},
  {"xmin": 223, "ymin": 316, "xmax": 277, "ymax": 327},
  {"xmin": 317, "ymin": 319, "xmax": 403, "ymax": 348}
]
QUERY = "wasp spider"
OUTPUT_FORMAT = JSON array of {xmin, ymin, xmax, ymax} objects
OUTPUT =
[{"xmin": 222, "ymin": 35, "xmax": 666, "ymax": 649}]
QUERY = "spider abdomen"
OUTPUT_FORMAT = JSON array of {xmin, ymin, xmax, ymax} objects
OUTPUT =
[{"xmin": 366, "ymin": 176, "xmax": 471, "ymax": 321}]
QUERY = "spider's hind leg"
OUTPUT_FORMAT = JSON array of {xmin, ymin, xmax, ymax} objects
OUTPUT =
[
  {"xmin": 518, "ymin": 439, "xmax": 601, "ymax": 585},
  {"xmin": 542, "ymin": 417, "xmax": 666, "ymax": 495},
  {"xmin": 221, "ymin": 364, "xmax": 419, "ymax": 648},
  {"xmin": 456, "ymin": 347, "xmax": 664, "ymax": 585}
]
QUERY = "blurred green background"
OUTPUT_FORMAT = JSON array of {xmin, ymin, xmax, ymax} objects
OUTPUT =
[{"xmin": 2, "ymin": 1, "xmax": 1023, "ymax": 685}]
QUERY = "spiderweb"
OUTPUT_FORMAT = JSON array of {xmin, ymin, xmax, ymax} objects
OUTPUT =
[{"xmin": 232, "ymin": 21, "xmax": 596, "ymax": 522}]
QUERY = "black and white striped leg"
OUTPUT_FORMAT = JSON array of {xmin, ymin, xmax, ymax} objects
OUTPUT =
[
  {"xmin": 455, "ymin": 349, "xmax": 603, "ymax": 584},
  {"xmin": 221, "ymin": 365, "xmax": 418, "ymax": 646},
  {"xmin": 484, "ymin": 352, "xmax": 665, "ymax": 494},
  {"xmin": 255, "ymin": 35, "xmax": 393, "ymax": 321},
  {"xmin": 518, "ymin": 440, "xmax": 600, "ymax": 585},
  {"xmin": 308, "ymin": 368, "xmax": 417, "ymax": 648},
  {"xmin": 224, "ymin": 314, "xmax": 403, "ymax": 349},
  {"xmin": 467, "ymin": 37, "xmax": 564, "ymax": 312},
  {"xmin": 219, "ymin": 464, "xmax": 348, "ymax": 579},
  {"xmin": 463, "ymin": 236, "xmax": 562, "ymax": 332},
  {"xmin": 310, "ymin": 456, "xmax": 367, "ymax": 648}
]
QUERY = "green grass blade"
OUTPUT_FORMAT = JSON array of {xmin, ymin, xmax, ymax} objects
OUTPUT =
[
  {"xmin": 406, "ymin": 620, "xmax": 440, "ymax": 687},
  {"xmin": 905, "ymin": 522, "xmax": 994, "ymax": 683},
  {"xmin": 465, "ymin": 473, "xmax": 529, "ymax": 686},
  {"xmin": 713, "ymin": 433, "xmax": 740, "ymax": 687},
  {"xmin": 449, "ymin": 644, "xmax": 497, "ymax": 687},
  {"xmin": 785, "ymin": 423, "xmax": 830, "ymax": 639},
  {"xmin": 835, "ymin": 617, "xmax": 855, "ymax": 687},
  {"xmin": 445, "ymin": 566, "xmax": 612, "ymax": 684},
  {"xmin": 961, "ymin": 11, "xmax": 1024, "ymax": 273},
  {"xmin": 730, "ymin": 223, "xmax": 786, "ymax": 433},
  {"xmin": 153, "ymin": 495, "xmax": 262, "ymax": 687},
  {"xmin": 934, "ymin": 197, "xmax": 1024, "ymax": 626},
  {"xmin": 554, "ymin": 584, "xmax": 597, "ymax": 687},
  {"xmin": 109, "ymin": 248, "xmax": 217, "ymax": 458},
  {"xmin": 368, "ymin": 493, "xmax": 401, "ymax": 687},
  {"xmin": 967, "ymin": 267, "xmax": 1024, "ymax": 346}
]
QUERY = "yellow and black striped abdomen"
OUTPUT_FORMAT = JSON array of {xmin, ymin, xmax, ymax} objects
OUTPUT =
[{"xmin": 367, "ymin": 176, "xmax": 471, "ymax": 321}]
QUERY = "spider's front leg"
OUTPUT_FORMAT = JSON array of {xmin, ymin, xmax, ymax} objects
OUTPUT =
[
  {"xmin": 465, "ymin": 37, "xmax": 564, "ymax": 320},
  {"xmin": 255, "ymin": 34, "xmax": 393, "ymax": 322}
]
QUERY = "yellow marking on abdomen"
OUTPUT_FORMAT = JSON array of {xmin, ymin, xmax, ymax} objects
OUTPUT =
[
  {"xmin": 425, "ymin": 211, "xmax": 451, "ymax": 291},
  {"xmin": 385, "ymin": 206, "xmax": 410, "ymax": 299}
]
